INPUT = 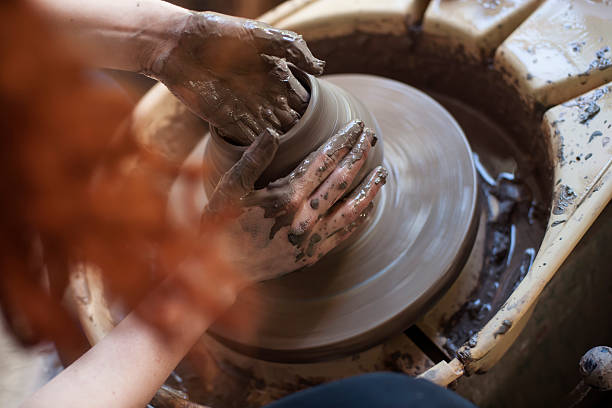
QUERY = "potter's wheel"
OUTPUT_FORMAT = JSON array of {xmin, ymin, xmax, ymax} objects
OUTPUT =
[{"xmin": 171, "ymin": 74, "xmax": 477, "ymax": 363}]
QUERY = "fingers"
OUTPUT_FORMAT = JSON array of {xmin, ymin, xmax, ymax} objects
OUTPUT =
[
  {"xmin": 273, "ymin": 99, "xmax": 300, "ymax": 131},
  {"xmin": 218, "ymin": 121, "xmax": 256, "ymax": 145},
  {"xmin": 253, "ymin": 25, "xmax": 325, "ymax": 76},
  {"xmin": 316, "ymin": 199, "xmax": 376, "ymax": 256},
  {"xmin": 284, "ymin": 36, "xmax": 326, "ymax": 76},
  {"xmin": 289, "ymin": 127, "xmax": 377, "ymax": 241},
  {"xmin": 260, "ymin": 55, "xmax": 308, "ymax": 130},
  {"xmin": 284, "ymin": 120, "xmax": 364, "ymax": 208},
  {"xmin": 237, "ymin": 111, "xmax": 264, "ymax": 138},
  {"xmin": 246, "ymin": 101, "xmax": 282, "ymax": 130},
  {"xmin": 206, "ymin": 129, "xmax": 280, "ymax": 214},
  {"xmin": 263, "ymin": 55, "xmax": 310, "ymax": 110},
  {"xmin": 316, "ymin": 166, "xmax": 388, "ymax": 238},
  {"xmin": 296, "ymin": 199, "xmax": 376, "ymax": 264}
]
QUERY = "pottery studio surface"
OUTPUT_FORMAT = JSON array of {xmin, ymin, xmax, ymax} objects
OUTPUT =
[{"xmin": 48, "ymin": 1, "xmax": 612, "ymax": 408}]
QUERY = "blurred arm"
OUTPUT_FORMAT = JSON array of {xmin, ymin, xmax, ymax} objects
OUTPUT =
[
  {"xmin": 30, "ymin": 0, "xmax": 189, "ymax": 72},
  {"xmin": 21, "ymin": 274, "xmax": 239, "ymax": 408}
]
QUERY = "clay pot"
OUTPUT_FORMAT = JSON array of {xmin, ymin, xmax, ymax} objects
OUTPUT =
[{"xmin": 202, "ymin": 70, "xmax": 384, "ymax": 196}]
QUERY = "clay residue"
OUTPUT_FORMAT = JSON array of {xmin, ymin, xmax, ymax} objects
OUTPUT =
[
  {"xmin": 562, "ymin": 86, "xmax": 610, "ymax": 124},
  {"xmin": 493, "ymin": 319, "xmax": 513, "ymax": 338},
  {"xmin": 151, "ymin": 11, "xmax": 324, "ymax": 145},
  {"xmin": 579, "ymin": 46, "xmax": 612, "ymax": 76},
  {"xmin": 552, "ymin": 184, "xmax": 577, "ymax": 215},
  {"xmin": 442, "ymin": 171, "xmax": 543, "ymax": 355}
]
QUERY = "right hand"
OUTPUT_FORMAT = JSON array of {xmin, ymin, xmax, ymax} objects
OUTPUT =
[
  {"xmin": 147, "ymin": 11, "xmax": 325, "ymax": 145},
  {"xmin": 202, "ymin": 120, "xmax": 388, "ymax": 284}
]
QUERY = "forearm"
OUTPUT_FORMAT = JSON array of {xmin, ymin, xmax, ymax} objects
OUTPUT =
[
  {"xmin": 30, "ymin": 0, "xmax": 189, "ymax": 72},
  {"xmin": 22, "ymin": 276, "xmax": 239, "ymax": 408}
]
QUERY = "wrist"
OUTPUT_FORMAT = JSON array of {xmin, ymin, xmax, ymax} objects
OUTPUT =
[{"xmin": 140, "ymin": 7, "xmax": 193, "ymax": 77}]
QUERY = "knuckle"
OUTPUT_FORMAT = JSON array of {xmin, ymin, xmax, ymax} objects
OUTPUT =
[{"xmin": 319, "ymin": 154, "xmax": 336, "ymax": 172}]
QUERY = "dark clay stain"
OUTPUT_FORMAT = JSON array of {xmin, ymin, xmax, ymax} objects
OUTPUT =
[
  {"xmin": 456, "ymin": 348, "xmax": 472, "ymax": 364},
  {"xmin": 310, "ymin": 198, "xmax": 319, "ymax": 209},
  {"xmin": 305, "ymin": 233, "xmax": 321, "ymax": 258},
  {"xmin": 551, "ymin": 220, "xmax": 566, "ymax": 227},
  {"xmin": 589, "ymin": 130, "xmax": 603, "ymax": 143},
  {"xmin": 467, "ymin": 333, "xmax": 478, "ymax": 348},
  {"xmin": 493, "ymin": 319, "xmax": 513, "ymax": 338},
  {"xmin": 570, "ymin": 41, "xmax": 586, "ymax": 53},
  {"xmin": 553, "ymin": 184, "xmax": 577, "ymax": 215},
  {"xmin": 563, "ymin": 86, "xmax": 610, "ymax": 124}
]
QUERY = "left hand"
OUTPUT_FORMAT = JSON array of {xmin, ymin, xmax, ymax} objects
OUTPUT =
[{"xmin": 202, "ymin": 120, "xmax": 388, "ymax": 284}]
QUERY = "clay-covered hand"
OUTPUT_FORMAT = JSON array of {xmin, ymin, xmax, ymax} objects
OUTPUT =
[
  {"xmin": 203, "ymin": 120, "xmax": 388, "ymax": 283},
  {"xmin": 146, "ymin": 11, "xmax": 325, "ymax": 145}
]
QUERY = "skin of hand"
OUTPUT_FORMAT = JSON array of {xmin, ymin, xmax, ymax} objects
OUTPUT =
[
  {"xmin": 146, "ymin": 11, "xmax": 325, "ymax": 145},
  {"xmin": 203, "ymin": 119, "xmax": 388, "ymax": 283},
  {"xmin": 32, "ymin": 0, "xmax": 323, "ymax": 145}
]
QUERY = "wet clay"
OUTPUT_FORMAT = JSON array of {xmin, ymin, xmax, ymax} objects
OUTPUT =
[
  {"xmin": 207, "ymin": 74, "xmax": 478, "ymax": 363},
  {"xmin": 146, "ymin": 11, "xmax": 324, "ymax": 145},
  {"xmin": 308, "ymin": 33, "xmax": 550, "ymax": 360}
]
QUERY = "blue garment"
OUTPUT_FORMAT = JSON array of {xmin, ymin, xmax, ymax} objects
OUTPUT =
[{"xmin": 265, "ymin": 373, "xmax": 477, "ymax": 408}]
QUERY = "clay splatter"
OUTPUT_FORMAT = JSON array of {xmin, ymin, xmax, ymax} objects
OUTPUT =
[
  {"xmin": 553, "ymin": 184, "xmax": 577, "ymax": 215},
  {"xmin": 493, "ymin": 319, "xmax": 513, "ymax": 338},
  {"xmin": 589, "ymin": 130, "xmax": 603, "ymax": 143}
]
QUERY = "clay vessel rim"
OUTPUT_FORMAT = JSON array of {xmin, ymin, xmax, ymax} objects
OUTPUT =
[{"xmin": 209, "ymin": 68, "xmax": 318, "ymax": 152}]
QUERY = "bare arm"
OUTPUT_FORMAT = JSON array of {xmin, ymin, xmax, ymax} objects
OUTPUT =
[{"xmin": 21, "ymin": 275, "xmax": 238, "ymax": 408}]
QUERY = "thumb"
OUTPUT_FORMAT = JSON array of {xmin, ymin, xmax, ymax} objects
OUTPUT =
[{"xmin": 206, "ymin": 128, "xmax": 280, "ymax": 214}]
